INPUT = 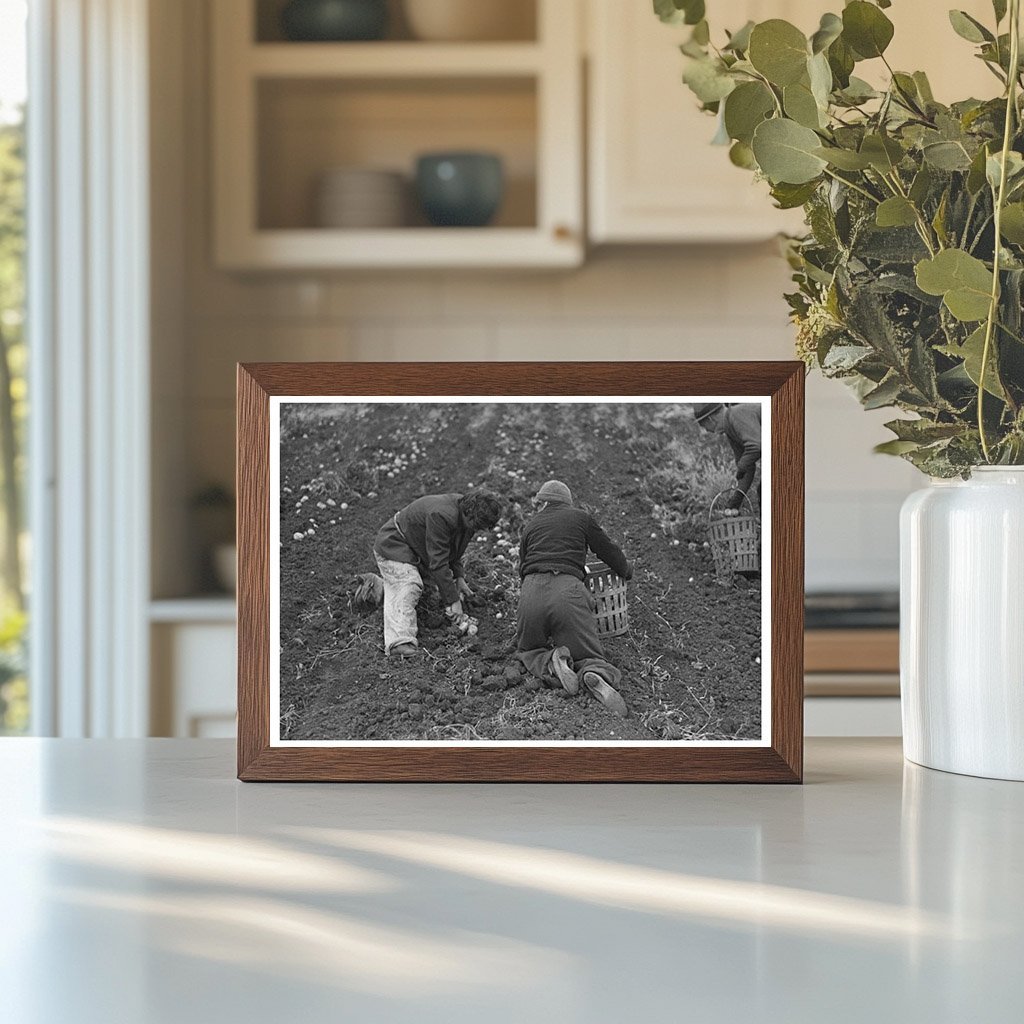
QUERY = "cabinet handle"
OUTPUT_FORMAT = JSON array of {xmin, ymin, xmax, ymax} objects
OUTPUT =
[{"xmin": 553, "ymin": 224, "xmax": 575, "ymax": 241}]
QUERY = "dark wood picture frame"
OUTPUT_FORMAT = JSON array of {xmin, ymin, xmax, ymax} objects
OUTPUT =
[{"xmin": 237, "ymin": 362, "xmax": 804, "ymax": 782}]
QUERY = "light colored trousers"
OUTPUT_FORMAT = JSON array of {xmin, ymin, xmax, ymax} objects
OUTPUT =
[{"xmin": 374, "ymin": 555, "xmax": 423, "ymax": 654}]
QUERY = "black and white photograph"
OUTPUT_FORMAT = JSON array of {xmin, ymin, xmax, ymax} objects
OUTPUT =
[{"xmin": 270, "ymin": 397, "xmax": 770, "ymax": 745}]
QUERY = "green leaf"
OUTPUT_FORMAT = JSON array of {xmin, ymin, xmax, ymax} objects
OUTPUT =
[
  {"xmin": 915, "ymin": 249, "xmax": 994, "ymax": 322},
  {"xmin": 967, "ymin": 144, "xmax": 991, "ymax": 194},
  {"xmin": 909, "ymin": 164, "xmax": 933, "ymax": 205},
  {"xmin": 653, "ymin": 0, "xmax": 705, "ymax": 26},
  {"xmin": 884, "ymin": 418, "xmax": 963, "ymax": 443},
  {"xmin": 770, "ymin": 180, "xmax": 820, "ymax": 209},
  {"xmin": 923, "ymin": 140, "xmax": 973, "ymax": 171},
  {"xmin": 876, "ymin": 197, "xmax": 918, "ymax": 228},
  {"xmin": 835, "ymin": 77, "xmax": 879, "ymax": 106},
  {"xmin": 814, "ymin": 146, "xmax": 872, "ymax": 170},
  {"xmin": 810, "ymin": 12, "xmax": 843, "ymax": 54},
  {"xmin": 691, "ymin": 19, "xmax": 710, "ymax": 45},
  {"xmin": 723, "ymin": 81, "xmax": 775, "ymax": 144},
  {"xmin": 948, "ymin": 10, "xmax": 994, "ymax": 44},
  {"xmin": 827, "ymin": 36, "xmax": 856, "ymax": 89},
  {"xmin": 751, "ymin": 118, "xmax": 828, "ymax": 184},
  {"xmin": 724, "ymin": 20, "xmax": 755, "ymax": 53},
  {"xmin": 875, "ymin": 439, "xmax": 922, "ymax": 455},
  {"xmin": 938, "ymin": 325, "xmax": 1006, "ymax": 398},
  {"xmin": 808, "ymin": 51, "xmax": 833, "ymax": 109},
  {"xmin": 986, "ymin": 150, "xmax": 1024, "ymax": 191},
  {"xmin": 932, "ymin": 190, "xmax": 950, "ymax": 246},
  {"xmin": 913, "ymin": 71, "xmax": 935, "ymax": 104},
  {"xmin": 862, "ymin": 374, "xmax": 903, "ymax": 409},
  {"xmin": 891, "ymin": 72, "xmax": 922, "ymax": 110},
  {"xmin": 748, "ymin": 20, "xmax": 809, "ymax": 86},
  {"xmin": 1000, "ymin": 203, "xmax": 1024, "ymax": 245},
  {"xmin": 784, "ymin": 80, "xmax": 824, "ymax": 129},
  {"xmin": 684, "ymin": 2, "xmax": 706, "ymax": 27},
  {"xmin": 842, "ymin": 1, "xmax": 895, "ymax": 59},
  {"xmin": 682, "ymin": 57, "xmax": 736, "ymax": 104},
  {"xmin": 860, "ymin": 133, "xmax": 904, "ymax": 173},
  {"xmin": 993, "ymin": 0, "xmax": 1008, "ymax": 24},
  {"xmin": 729, "ymin": 140, "xmax": 757, "ymax": 170}
]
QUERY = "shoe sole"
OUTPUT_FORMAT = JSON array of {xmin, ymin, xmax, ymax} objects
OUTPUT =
[
  {"xmin": 583, "ymin": 672, "xmax": 627, "ymax": 717},
  {"xmin": 551, "ymin": 649, "xmax": 579, "ymax": 695},
  {"xmin": 389, "ymin": 645, "xmax": 420, "ymax": 658}
]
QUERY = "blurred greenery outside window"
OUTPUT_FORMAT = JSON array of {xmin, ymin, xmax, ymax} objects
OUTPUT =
[{"xmin": 0, "ymin": 0, "xmax": 28, "ymax": 734}]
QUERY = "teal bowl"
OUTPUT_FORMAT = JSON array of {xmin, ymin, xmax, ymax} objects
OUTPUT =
[
  {"xmin": 281, "ymin": 0, "xmax": 388, "ymax": 42},
  {"xmin": 415, "ymin": 153, "xmax": 505, "ymax": 228}
]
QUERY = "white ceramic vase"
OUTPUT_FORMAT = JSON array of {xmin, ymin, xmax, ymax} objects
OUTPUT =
[{"xmin": 900, "ymin": 467, "xmax": 1024, "ymax": 781}]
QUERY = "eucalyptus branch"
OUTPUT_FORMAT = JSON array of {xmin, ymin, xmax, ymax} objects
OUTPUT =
[
  {"xmin": 884, "ymin": 170, "xmax": 939, "ymax": 254},
  {"xmin": 979, "ymin": 0, "xmax": 1021, "ymax": 461},
  {"xmin": 822, "ymin": 168, "xmax": 880, "ymax": 205}
]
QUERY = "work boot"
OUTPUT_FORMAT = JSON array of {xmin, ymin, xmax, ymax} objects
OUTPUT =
[
  {"xmin": 550, "ymin": 646, "xmax": 579, "ymax": 695},
  {"xmin": 390, "ymin": 642, "xmax": 420, "ymax": 658},
  {"xmin": 582, "ymin": 671, "xmax": 627, "ymax": 717}
]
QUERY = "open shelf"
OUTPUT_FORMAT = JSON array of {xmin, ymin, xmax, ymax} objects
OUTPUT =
[
  {"xmin": 257, "ymin": 76, "xmax": 538, "ymax": 232},
  {"xmin": 212, "ymin": 0, "xmax": 582, "ymax": 268}
]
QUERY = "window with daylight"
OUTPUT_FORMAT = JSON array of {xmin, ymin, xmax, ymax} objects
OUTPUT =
[{"xmin": 0, "ymin": 0, "xmax": 28, "ymax": 734}]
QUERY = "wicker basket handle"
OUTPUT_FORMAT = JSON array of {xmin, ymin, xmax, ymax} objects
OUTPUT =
[{"xmin": 709, "ymin": 487, "xmax": 754, "ymax": 523}]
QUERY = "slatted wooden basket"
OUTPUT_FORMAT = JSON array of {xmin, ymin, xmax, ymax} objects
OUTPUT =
[
  {"xmin": 585, "ymin": 560, "xmax": 629, "ymax": 637},
  {"xmin": 708, "ymin": 489, "xmax": 760, "ymax": 578}
]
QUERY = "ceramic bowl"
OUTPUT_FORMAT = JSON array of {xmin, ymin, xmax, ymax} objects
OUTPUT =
[
  {"xmin": 415, "ymin": 152, "xmax": 504, "ymax": 227},
  {"xmin": 281, "ymin": 0, "xmax": 388, "ymax": 42},
  {"xmin": 316, "ymin": 168, "xmax": 407, "ymax": 228},
  {"xmin": 403, "ymin": 0, "xmax": 534, "ymax": 42}
]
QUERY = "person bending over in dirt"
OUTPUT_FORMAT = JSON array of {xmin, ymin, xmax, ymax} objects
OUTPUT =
[
  {"xmin": 374, "ymin": 490, "xmax": 504, "ymax": 657},
  {"xmin": 515, "ymin": 480, "xmax": 633, "ymax": 717},
  {"xmin": 694, "ymin": 403, "xmax": 762, "ymax": 510}
]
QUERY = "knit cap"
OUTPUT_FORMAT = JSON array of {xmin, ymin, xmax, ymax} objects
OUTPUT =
[
  {"xmin": 694, "ymin": 403, "xmax": 725, "ymax": 424},
  {"xmin": 536, "ymin": 480, "xmax": 573, "ymax": 505}
]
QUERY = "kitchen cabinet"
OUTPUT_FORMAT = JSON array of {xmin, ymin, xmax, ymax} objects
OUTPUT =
[
  {"xmin": 211, "ymin": 0, "xmax": 583, "ymax": 269},
  {"xmin": 587, "ymin": 0, "xmax": 812, "ymax": 243},
  {"xmin": 150, "ymin": 600, "xmax": 237, "ymax": 738},
  {"xmin": 586, "ymin": 0, "xmax": 999, "ymax": 244}
]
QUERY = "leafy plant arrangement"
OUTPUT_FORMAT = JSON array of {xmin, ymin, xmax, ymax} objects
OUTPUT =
[{"xmin": 656, "ymin": 0, "xmax": 1024, "ymax": 475}]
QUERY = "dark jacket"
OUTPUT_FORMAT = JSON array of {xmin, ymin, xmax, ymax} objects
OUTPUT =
[
  {"xmin": 374, "ymin": 493, "xmax": 470, "ymax": 606},
  {"xmin": 518, "ymin": 504, "xmax": 631, "ymax": 582},
  {"xmin": 724, "ymin": 404, "xmax": 762, "ymax": 494}
]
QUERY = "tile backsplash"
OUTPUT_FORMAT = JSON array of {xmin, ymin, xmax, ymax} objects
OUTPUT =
[{"xmin": 180, "ymin": 246, "xmax": 916, "ymax": 593}]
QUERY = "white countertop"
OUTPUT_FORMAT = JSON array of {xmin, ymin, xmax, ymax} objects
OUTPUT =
[{"xmin": 1, "ymin": 738, "xmax": 1021, "ymax": 1023}]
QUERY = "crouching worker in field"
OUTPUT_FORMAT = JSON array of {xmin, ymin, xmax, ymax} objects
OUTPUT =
[
  {"xmin": 694, "ymin": 403, "xmax": 762, "ymax": 510},
  {"xmin": 515, "ymin": 480, "xmax": 633, "ymax": 717},
  {"xmin": 374, "ymin": 490, "xmax": 504, "ymax": 657}
]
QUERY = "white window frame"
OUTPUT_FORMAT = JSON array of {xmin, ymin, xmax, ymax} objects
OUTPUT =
[{"xmin": 28, "ymin": 0, "xmax": 150, "ymax": 736}]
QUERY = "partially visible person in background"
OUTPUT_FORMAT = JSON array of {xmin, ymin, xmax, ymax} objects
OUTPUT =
[
  {"xmin": 373, "ymin": 490, "xmax": 504, "ymax": 657},
  {"xmin": 694, "ymin": 403, "xmax": 762, "ymax": 510},
  {"xmin": 515, "ymin": 480, "xmax": 632, "ymax": 717}
]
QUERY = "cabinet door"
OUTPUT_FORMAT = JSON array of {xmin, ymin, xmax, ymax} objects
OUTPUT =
[
  {"xmin": 588, "ymin": 0, "xmax": 1001, "ymax": 245},
  {"xmin": 588, "ymin": 0, "xmax": 806, "ymax": 242}
]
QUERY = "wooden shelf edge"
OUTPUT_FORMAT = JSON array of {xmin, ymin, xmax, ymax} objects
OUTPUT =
[
  {"xmin": 249, "ymin": 42, "xmax": 544, "ymax": 79},
  {"xmin": 217, "ymin": 228, "xmax": 584, "ymax": 270}
]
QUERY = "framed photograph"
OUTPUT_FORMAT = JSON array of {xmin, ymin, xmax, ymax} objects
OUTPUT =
[{"xmin": 237, "ymin": 362, "xmax": 804, "ymax": 782}]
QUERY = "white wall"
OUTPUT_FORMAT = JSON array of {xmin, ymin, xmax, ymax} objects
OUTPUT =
[{"xmin": 157, "ymin": 0, "xmax": 919, "ymax": 598}]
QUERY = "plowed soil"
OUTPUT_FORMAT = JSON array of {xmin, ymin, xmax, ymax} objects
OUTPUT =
[{"xmin": 278, "ymin": 402, "xmax": 762, "ymax": 742}]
